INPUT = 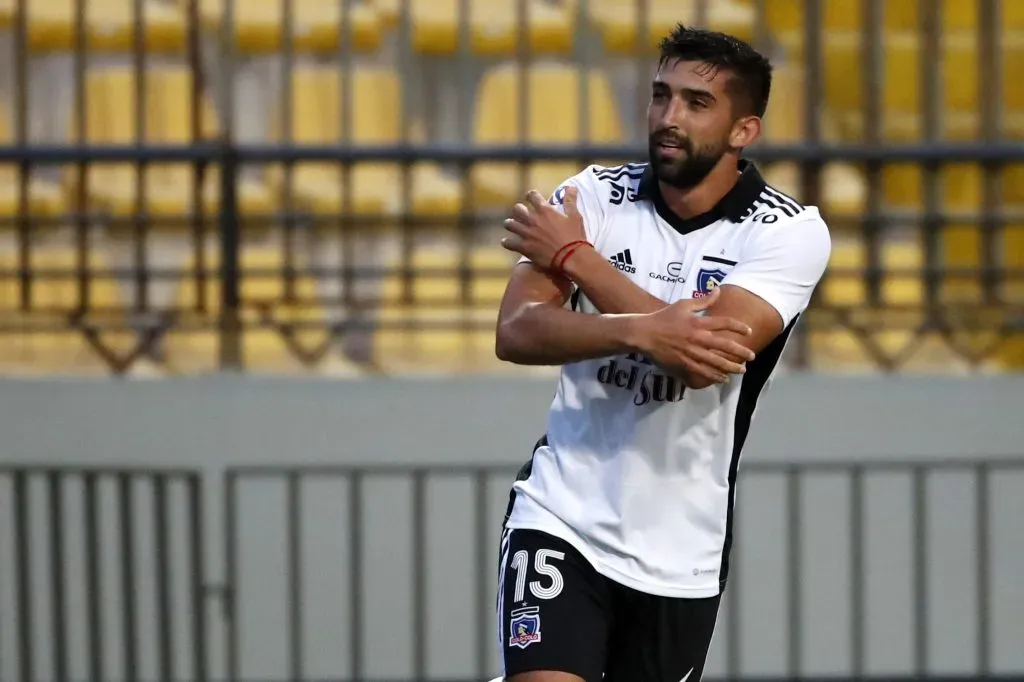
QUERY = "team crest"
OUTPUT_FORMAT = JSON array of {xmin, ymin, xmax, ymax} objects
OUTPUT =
[
  {"xmin": 508, "ymin": 607, "xmax": 541, "ymax": 649},
  {"xmin": 693, "ymin": 268, "xmax": 727, "ymax": 298},
  {"xmin": 549, "ymin": 185, "xmax": 567, "ymax": 206}
]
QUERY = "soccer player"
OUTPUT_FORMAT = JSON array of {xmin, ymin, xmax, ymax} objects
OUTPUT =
[{"xmin": 491, "ymin": 25, "xmax": 832, "ymax": 682}]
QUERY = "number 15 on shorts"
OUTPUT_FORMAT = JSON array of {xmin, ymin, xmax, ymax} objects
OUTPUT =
[
  {"xmin": 500, "ymin": 540, "xmax": 566, "ymax": 652},
  {"xmin": 510, "ymin": 548, "xmax": 565, "ymax": 602}
]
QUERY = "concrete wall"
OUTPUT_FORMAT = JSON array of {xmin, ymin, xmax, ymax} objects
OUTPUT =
[{"xmin": 0, "ymin": 375, "xmax": 1022, "ymax": 681}]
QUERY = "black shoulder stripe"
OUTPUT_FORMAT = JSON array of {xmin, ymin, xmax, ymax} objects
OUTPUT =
[
  {"xmin": 755, "ymin": 191, "xmax": 797, "ymax": 218},
  {"xmin": 593, "ymin": 162, "xmax": 647, "ymax": 182},
  {"xmin": 762, "ymin": 185, "xmax": 804, "ymax": 213}
]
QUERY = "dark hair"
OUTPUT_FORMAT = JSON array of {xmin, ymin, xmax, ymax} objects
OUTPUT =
[{"xmin": 657, "ymin": 24, "xmax": 773, "ymax": 118}]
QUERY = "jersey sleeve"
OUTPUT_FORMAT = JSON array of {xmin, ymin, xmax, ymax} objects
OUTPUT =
[
  {"xmin": 517, "ymin": 166, "xmax": 607, "ymax": 265},
  {"xmin": 722, "ymin": 213, "xmax": 832, "ymax": 327}
]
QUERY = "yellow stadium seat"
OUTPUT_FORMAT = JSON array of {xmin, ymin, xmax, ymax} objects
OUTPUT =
[
  {"xmin": 757, "ymin": 64, "xmax": 865, "ymax": 219},
  {"xmin": 373, "ymin": 247, "xmax": 518, "ymax": 374},
  {"xmin": 186, "ymin": 0, "xmax": 383, "ymax": 54},
  {"xmin": 386, "ymin": 0, "xmax": 573, "ymax": 56},
  {"xmin": 69, "ymin": 66, "xmax": 275, "ymax": 222},
  {"xmin": 764, "ymin": 0, "xmax": 905, "ymax": 32},
  {"xmin": 269, "ymin": 66, "xmax": 461, "ymax": 218},
  {"xmin": 818, "ymin": 237, "xmax": 865, "ymax": 307},
  {"xmin": 0, "ymin": 248, "xmax": 138, "ymax": 375},
  {"xmin": 762, "ymin": 0, "xmax": 1023, "ymax": 34},
  {"xmin": 807, "ymin": 32, "xmax": 972, "ymax": 141},
  {"xmin": 992, "ymin": 223, "xmax": 1024, "ymax": 369},
  {"xmin": 0, "ymin": 104, "xmax": 66, "ymax": 223},
  {"xmin": 806, "ymin": 237, "xmax": 974, "ymax": 373},
  {"xmin": 587, "ymin": 0, "xmax": 754, "ymax": 53},
  {"xmin": 943, "ymin": 0, "xmax": 1024, "ymax": 31},
  {"xmin": 1003, "ymin": 35, "xmax": 1024, "ymax": 131},
  {"xmin": 796, "ymin": 31, "xmax": 1024, "ymax": 144},
  {"xmin": 378, "ymin": 246, "xmax": 516, "ymax": 308},
  {"xmin": 0, "ymin": 0, "xmax": 188, "ymax": 53},
  {"xmin": 471, "ymin": 62, "xmax": 625, "ymax": 209},
  {"xmin": 807, "ymin": 32, "xmax": 1024, "ymax": 211},
  {"xmin": 816, "ymin": 237, "xmax": 926, "ymax": 307},
  {"xmin": 164, "ymin": 244, "xmax": 360, "ymax": 375}
]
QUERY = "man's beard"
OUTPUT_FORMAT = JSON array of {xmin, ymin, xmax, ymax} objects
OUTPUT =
[{"xmin": 648, "ymin": 132, "xmax": 727, "ymax": 190}]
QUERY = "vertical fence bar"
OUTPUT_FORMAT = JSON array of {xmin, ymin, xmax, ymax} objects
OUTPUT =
[
  {"xmin": 132, "ymin": 0, "xmax": 150, "ymax": 314},
  {"xmin": 633, "ymin": 0, "xmax": 650, "ymax": 135},
  {"xmin": 576, "ymin": 0, "xmax": 591, "ymax": 174},
  {"xmin": 513, "ymin": 0, "xmax": 531, "ymax": 230},
  {"xmin": 912, "ymin": 467, "xmax": 928, "ymax": 676},
  {"xmin": 188, "ymin": 474, "xmax": 209, "ymax": 682},
  {"xmin": 975, "ymin": 463, "xmax": 991, "ymax": 674},
  {"xmin": 448, "ymin": 0, "xmax": 473, "ymax": 318},
  {"xmin": 474, "ymin": 470, "xmax": 490, "ymax": 679},
  {"xmin": 787, "ymin": 468, "xmax": 802, "ymax": 677},
  {"xmin": 396, "ymin": 0, "xmax": 418, "ymax": 311},
  {"xmin": 153, "ymin": 475, "xmax": 174, "ymax": 682},
  {"xmin": 13, "ymin": 0, "xmax": 30, "ymax": 307},
  {"xmin": 219, "ymin": 142, "xmax": 241, "ymax": 369},
  {"xmin": 287, "ymin": 472, "xmax": 303, "ymax": 682},
  {"xmin": 978, "ymin": 0, "xmax": 1002, "ymax": 304},
  {"xmin": 348, "ymin": 471, "xmax": 364, "ymax": 681},
  {"xmin": 863, "ymin": 0, "xmax": 884, "ymax": 309},
  {"xmin": 849, "ymin": 467, "xmax": 865, "ymax": 676},
  {"xmin": 218, "ymin": 0, "xmax": 241, "ymax": 369},
  {"xmin": 48, "ymin": 473, "xmax": 69, "ymax": 682},
  {"xmin": 73, "ymin": 0, "xmax": 90, "ymax": 314},
  {"xmin": 187, "ymin": 0, "xmax": 208, "ymax": 314},
  {"xmin": 337, "ymin": 0, "xmax": 356, "ymax": 312},
  {"xmin": 800, "ymin": 0, "xmax": 824, "ymax": 213},
  {"xmin": 13, "ymin": 471, "xmax": 33, "ymax": 682},
  {"xmin": 225, "ymin": 471, "xmax": 239, "ymax": 682},
  {"xmin": 920, "ymin": 0, "xmax": 943, "ymax": 309},
  {"xmin": 119, "ymin": 474, "xmax": 139, "ymax": 682},
  {"xmin": 411, "ymin": 471, "xmax": 428, "ymax": 677},
  {"xmin": 280, "ymin": 0, "xmax": 296, "ymax": 305},
  {"xmin": 14, "ymin": 0, "xmax": 30, "ymax": 311},
  {"xmin": 83, "ymin": 473, "xmax": 104, "ymax": 682}
]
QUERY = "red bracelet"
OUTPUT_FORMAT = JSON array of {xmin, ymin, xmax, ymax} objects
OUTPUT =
[
  {"xmin": 551, "ymin": 239, "xmax": 590, "ymax": 271},
  {"xmin": 555, "ymin": 242, "xmax": 590, "ymax": 271}
]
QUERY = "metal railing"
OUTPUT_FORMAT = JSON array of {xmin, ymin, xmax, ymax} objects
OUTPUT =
[
  {"xmin": 0, "ymin": 0, "xmax": 1022, "ymax": 374},
  {"xmin": 0, "ymin": 465, "xmax": 207, "ymax": 682},
  {"xmin": 3, "ymin": 458, "xmax": 1024, "ymax": 682}
]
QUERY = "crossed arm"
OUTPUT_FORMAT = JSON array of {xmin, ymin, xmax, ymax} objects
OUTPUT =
[
  {"xmin": 494, "ymin": 187, "xmax": 787, "ymax": 388},
  {"xmin": 496, "ymin": 254, "xmax": 782, "ymax": 388}
]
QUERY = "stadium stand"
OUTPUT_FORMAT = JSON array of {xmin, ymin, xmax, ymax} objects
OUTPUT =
[
  {"xmin": 1, "ymin": 0, "xmax": 188, "ymax": 53},
  {"xmin": 70, "ymin": 65, "xmax": 276, "ymax": 222},
  {"xmin": 184, "ymin": 0, "xmax": 384, "ymax": 54},
  {"xmin": 0, "ymin": 0, "xmax": 1020, "ymax": 376},
  {"xmin": 268, "ymin": 65, "xmax": 462, "ymax": 218},
  {"xmin": 470, "ymin": 62, "xmax": 625, "ymax": 209}
]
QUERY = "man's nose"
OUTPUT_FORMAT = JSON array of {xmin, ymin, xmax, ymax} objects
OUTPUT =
[{"xmin": 657, "ymin": 96, "xmax": 686, "ymax": 127}]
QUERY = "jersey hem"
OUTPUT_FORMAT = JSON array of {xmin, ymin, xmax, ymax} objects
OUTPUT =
[{"xmin": 504, "ymin": 515, "xmax": 723, "ymax": 599}]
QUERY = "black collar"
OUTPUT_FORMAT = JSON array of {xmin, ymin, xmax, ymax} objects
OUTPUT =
[{"xmin": 636, "ymin": 158, "xmax": 766, "ymax": 235}]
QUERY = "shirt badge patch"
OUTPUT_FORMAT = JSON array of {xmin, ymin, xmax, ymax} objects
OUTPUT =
[
  {"xmin": 693, "ymin": 268, "xmax": 727, "ymax": 298},
  {"xmin": 508, "ymin": 606, "xmax": 542, "ymax": 649}
]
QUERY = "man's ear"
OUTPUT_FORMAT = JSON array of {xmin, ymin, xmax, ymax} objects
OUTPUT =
[{"xmin": 730, "ymin": 115, "xmax": 762, "ymax": 149}]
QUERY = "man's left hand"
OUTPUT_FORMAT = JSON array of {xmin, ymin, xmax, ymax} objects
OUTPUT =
[{"xmin": 501, "ymin": 186, "xmax": 588, "ymax": 269}]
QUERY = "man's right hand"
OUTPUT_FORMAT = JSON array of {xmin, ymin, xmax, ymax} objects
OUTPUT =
[{"xmin": 631, "ymin": 288, "xmax": 756, "ymax": 385}]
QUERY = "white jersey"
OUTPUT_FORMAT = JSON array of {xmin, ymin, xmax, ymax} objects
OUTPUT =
[{"xmin": 504, "ymin": 159, "xmax": 831, "ymax": 598}]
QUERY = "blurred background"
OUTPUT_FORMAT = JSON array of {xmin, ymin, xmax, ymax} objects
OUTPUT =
[{"xmin": 0, "ymin": 1, "xmax": 1022, "ymax": 682}]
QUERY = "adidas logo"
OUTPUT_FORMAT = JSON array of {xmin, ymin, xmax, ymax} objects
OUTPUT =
[{"xmin": 609, "ymin": 249, "xmax": 636, "ymax": 274}]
